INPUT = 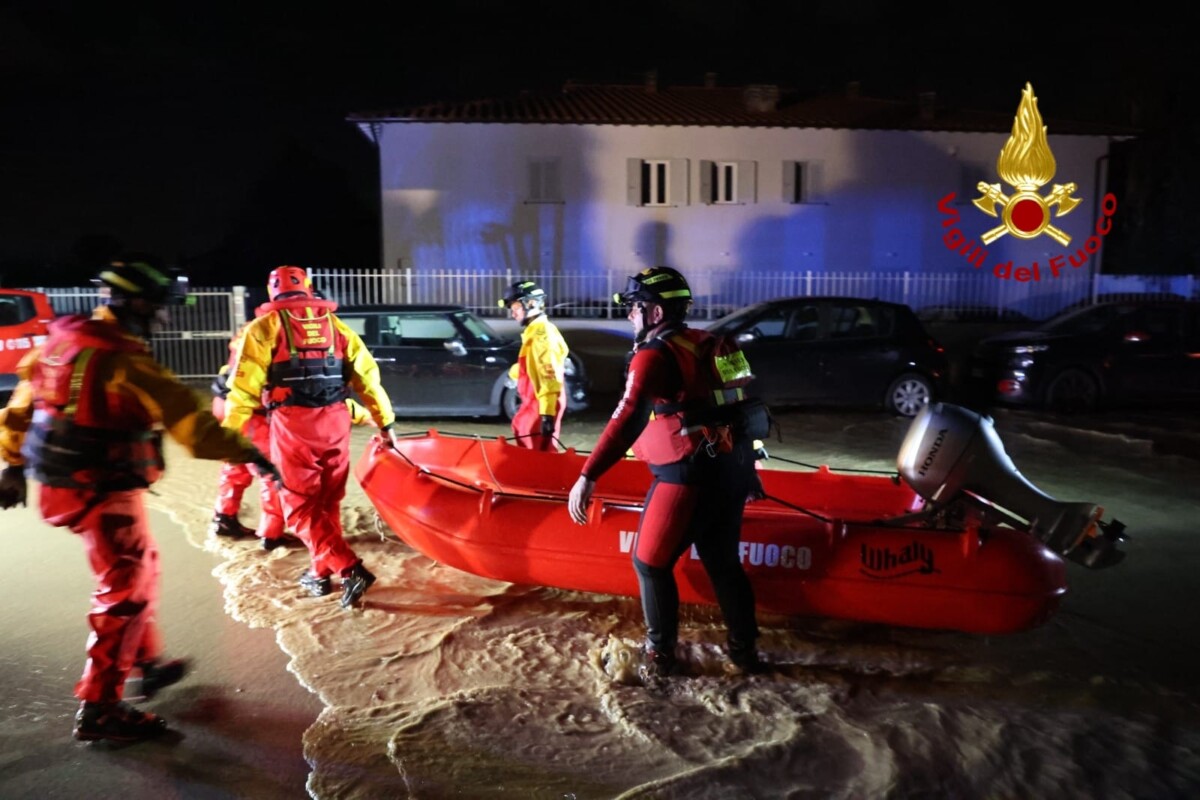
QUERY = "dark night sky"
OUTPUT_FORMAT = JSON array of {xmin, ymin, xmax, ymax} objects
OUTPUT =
[{"xmin": 1, "ymin": 3, "xmax": 1193, "ymax": 286}]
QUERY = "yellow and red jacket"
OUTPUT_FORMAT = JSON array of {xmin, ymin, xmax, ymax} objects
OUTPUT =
[
  {"xmin": 506, "ymin": 313, "xmax": 568, "ymax": 416},
  {"xmin": 222, "ymin": 296, "xmax": 395, "ymax": 433},
  {"xmin": 0, "ymin": 306, "xmax": 260, "ymax": 489}
]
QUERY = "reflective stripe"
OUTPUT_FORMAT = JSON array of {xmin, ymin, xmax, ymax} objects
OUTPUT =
[
  {"xmin": 64, "ymin": 349, "xmax": 94, "ymax": 416},
  {"xmin": 97, "ymin": 269, "xmax": 142, "ymax": 294},
  {"xmin": 712, "ymin": 387, "xmax": 745, "ymax": 406},
  {"xmin": 713, "ymin": 349, "xmax": 752, "ymax": 384}
]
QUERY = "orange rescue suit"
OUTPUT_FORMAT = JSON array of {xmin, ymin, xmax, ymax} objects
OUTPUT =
[
  {"xmin": 0, "ymin": 307, "xmax": 261, "ymax": 704},
  {"xmin": 223, "ymin": 297, "xmax": 394, "ymax": 579}
]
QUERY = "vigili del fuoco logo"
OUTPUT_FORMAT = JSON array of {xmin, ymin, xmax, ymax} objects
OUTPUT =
[{"xmin": 936, "ymin": 83, "xmax": 1117, "ymax": 283}]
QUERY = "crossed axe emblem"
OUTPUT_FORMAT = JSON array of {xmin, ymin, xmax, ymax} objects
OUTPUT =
[{"xmin": 973, "ymin": 182, "xmax": 1082, "ymax": 246}]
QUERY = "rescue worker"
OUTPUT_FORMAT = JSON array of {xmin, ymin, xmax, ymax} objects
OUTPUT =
[
  {"xmin": 0, "ymin": 255, "xmax": 281, "ymax": 743},
  {"xmin": 566, "ymin": 266, "xmax": 765, "ymax": 679},
  {"xmin": 209, "ymin": 355, "xmax": 374, "ymax": 550},
  {"xmin": 208, "ymin": 359, "xmax": 285, "ymax": 546},
  {"xmin": 499, "ymin": 279, "xmax": 568, "ymax": 450},
  {"xmin": 209, "ymin": 307, "xmax": 292, "ymax": 549},
  {"xmin": 222, "ymin": 266, "xmax": 398, "ymax": 608}
]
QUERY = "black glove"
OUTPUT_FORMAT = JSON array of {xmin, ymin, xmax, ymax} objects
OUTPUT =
[
  {"xmin": 746, "ymin": 471, "xmax": 766, "ymax": 504},
  {"xmin": 380, "ymin": 423, "xmax": 400, "ymax": 449},
  {"xmin": 0, "ymin": 465, "xmax": 27, "ymax": 509},
  {"xmin": 248, "ymin": 451, "xmax": 283, "ymax": 489},
  {"xmin": 540, "ymin": 415, "xmax": 555, "ymax": 439}
]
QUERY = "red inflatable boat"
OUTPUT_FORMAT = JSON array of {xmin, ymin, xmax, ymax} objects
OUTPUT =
[{"xmin": 354, "ymin": 404, "xmax": 1126, "ymax": 635}]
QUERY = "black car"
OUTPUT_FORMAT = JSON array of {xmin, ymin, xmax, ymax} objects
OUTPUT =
[
  {"xmin": 967, "ymin": 299, "xmax": 1200, "ymax": 412},
  {"xmin": 706, "ymin": 296, "xmax": 948, "ymax": 416},
  {"xmin": 916, "ymin": 304, "xmax": 1033, "ymax": 324},
  {"xmin": 335, "ymin": 304, "xmax": 588, "ymax": 418}
]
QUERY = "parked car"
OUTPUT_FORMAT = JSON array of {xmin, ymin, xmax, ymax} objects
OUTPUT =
[
  {"xmin": 966, "ymin": 299, "xmax": 1200, "ymax": 413},
  {"xmin": 334, "ymin": 304, "xmax": 588, "ymax": 418},
  {"xmin": 916, "ymin": 304, "xmax": 1033, "ymax": 324},
  {"xmin": 548, "ymin": 299, "xmax": 615, "ymax": 319},
  {"xmin": 1055, "ymin": 292, "xmax": 1187, "ymax": 316},
  {"xmin": 706, "ymin": 296, "xmax": 948, "ymax": 416},
  {"xmin": 1, "ymin": 288, "xmax": 55, "ymax": 396}
]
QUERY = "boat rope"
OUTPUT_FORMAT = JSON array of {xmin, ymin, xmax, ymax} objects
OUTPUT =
[
  {"xmin": 759, "ymin": 492, "xmax": 948, "ymax": 530},
  {"xmin": 759, "ymin": 493, "xmax": 833, "ymax": 523},
  {"xmin": 475, "ymin": 435, "xmax": 509, "ymax": 493},
  {"xmin": 760, "ymin": 453, "xmax": 897, "ymax": 476},
  {"xmin": 507, "ymin": 431, "xmax": 566, "ymax": 451},
  {"xmin": 384, "ymin": 429, "xmax": 917, "ymax": 524}
]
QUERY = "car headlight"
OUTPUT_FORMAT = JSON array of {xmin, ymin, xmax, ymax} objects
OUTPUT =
[{"xmin": 1006, "ymin": 344, "xmax": 1049, "ymax": 354}]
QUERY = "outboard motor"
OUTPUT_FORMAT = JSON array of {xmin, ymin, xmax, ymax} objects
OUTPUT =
[{"xmin": 897, "ymin": 403, "xmax": 1126, "ymax": 569}]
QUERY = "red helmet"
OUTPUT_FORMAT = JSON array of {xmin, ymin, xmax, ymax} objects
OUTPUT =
[{"xmin": 267, "ymin": 266, "xmax": 312, "ymax": 301}]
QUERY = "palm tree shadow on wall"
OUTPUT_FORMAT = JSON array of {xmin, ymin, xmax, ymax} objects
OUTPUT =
[
  {"xmin": 632, "ymin": 220, "xmax": 673, "ymax": 269},
  {"xmin": 480, "ymin": 222, "xmax": 520, "ymax": 275}
]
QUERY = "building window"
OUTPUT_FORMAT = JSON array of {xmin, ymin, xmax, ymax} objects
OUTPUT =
[
  {"xmin": 715, "ymin": 162, "xmax": 736, "ymax": 203},
  {"xmin": 700, "ymin": 160, "xmax": 756, "ymax": 205},
  {"xmin": 526, "ymin": 158, "xmax": 563, "ymax": 203},
  {"xmin": 643, "ymin": 160, "xmax": 669, "ymax": 205},
  {"xmin": 626, "ymin": 158, "xmax": 689, "ymax": 207},
  {"xmin": 782, "ymin": 160, "xmax": 808, "ymax": 203}
]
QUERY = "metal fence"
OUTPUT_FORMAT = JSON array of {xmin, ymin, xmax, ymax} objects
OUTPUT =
[
  {"xmin": 27, "ymin": 269, "xmax": 1199, "ymax": 382},
  {"xmin": 309, "ymin": 268, "xmax": 1200, "ymax": 322},
  {"xmin": 33, "ymin": 286, "xmax": 243, "ymax": 381}
]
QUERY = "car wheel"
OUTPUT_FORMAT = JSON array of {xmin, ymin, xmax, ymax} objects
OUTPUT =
[
  {"xmin": 885, "ymin": 372, "xmax": 933, "ymax": 417},
  {"xmin": 1045, "ymin": 368, "xmax": 1099, "ymax": 413},
  {"xmin": 501, "ymin": 386, "xmax": 520, "ymax": 421}
]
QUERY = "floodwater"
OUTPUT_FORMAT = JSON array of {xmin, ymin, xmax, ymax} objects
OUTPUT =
[{"xmin": 163, "ymin": 403, "xmax": 1199, "ymax": 799}]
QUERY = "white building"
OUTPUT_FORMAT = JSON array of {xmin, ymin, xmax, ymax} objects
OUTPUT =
[{"xmin": 350, "ymin": 77, "xmax": 1131, "ymax": 303}]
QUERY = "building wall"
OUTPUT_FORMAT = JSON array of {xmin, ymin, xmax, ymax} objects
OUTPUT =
[{"xmin": 376, "ymin": 122, "xmax": 1114, "ymax": 298}]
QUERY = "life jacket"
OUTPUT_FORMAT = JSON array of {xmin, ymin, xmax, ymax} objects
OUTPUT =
[
  {"xmin": 21, "ymin": 314, "xmax": 166, "ymax": 491},
  {"xmin": 261, "ymin": 297, "xmax": 349, "ymax": 409},
  {"xmin": 631, "ymin": 327, "xmax": 768, "ymax": 466}
]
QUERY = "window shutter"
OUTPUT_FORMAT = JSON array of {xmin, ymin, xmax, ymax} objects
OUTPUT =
[
  {"xmin": 782, "ymin": 160, "xmax": 797, "ymax": 203},
  {"xmin": 737, "ymin": 160, "xmax": 757, "ymax": 204},
  {"xmin": 699, "ymin": 160, "xmax": 714, "ymax": 205},
  {"xmin": 626, "ymin": 158, "xmax": 643, "ymax": 206},
  {"xmin": 668, "ymin": 158, "xmax": 689, "ymax": 206}
]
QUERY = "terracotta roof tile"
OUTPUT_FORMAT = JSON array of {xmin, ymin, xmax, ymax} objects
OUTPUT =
[{"xmin": 348, "ymin": 82, "xmax": 1137, "ymax": 136}]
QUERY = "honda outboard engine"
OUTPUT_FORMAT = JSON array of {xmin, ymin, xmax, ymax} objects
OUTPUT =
[{"xmin": 897, "ymin": 403, "xmax": 1126, "ymax": 568}]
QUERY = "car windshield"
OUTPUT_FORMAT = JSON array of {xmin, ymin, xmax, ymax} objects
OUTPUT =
[
  {"xmin": 1039, "ymin": 304, "xmax": 1136, "ymax": 336},
  {"xmin": 455, "ymin": 311, "xmax": 506, "ymax": 344},
  {"xmin": 0, "ymin": 293, "xmax": 36, "ymax": 325},
  {"xmin": 708, "ymin": 303, "xmax": 768, "ymax": 335}
]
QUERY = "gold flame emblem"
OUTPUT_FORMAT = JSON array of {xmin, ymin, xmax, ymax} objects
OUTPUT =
[{"xmin": 973, "ymin": 83, "xmax": 1081, "ymax": 245}]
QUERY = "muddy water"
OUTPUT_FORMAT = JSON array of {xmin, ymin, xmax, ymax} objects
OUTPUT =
[{"xmin": 155, "ymin": 410, "xmax": 1200, "ymax": 798}]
